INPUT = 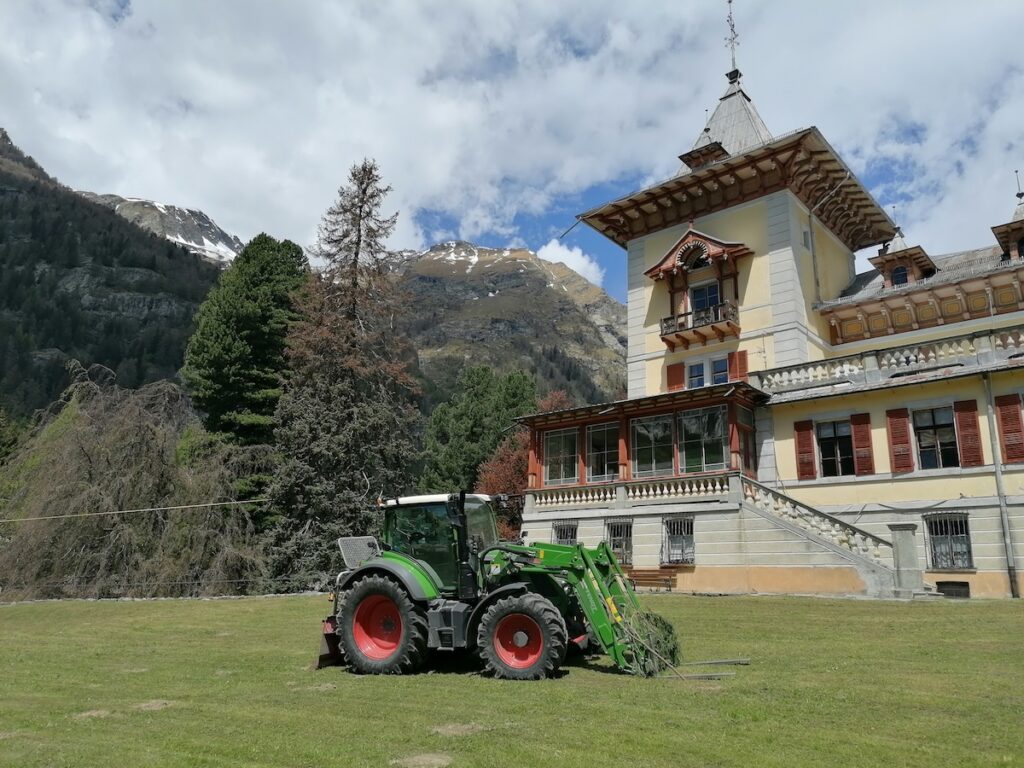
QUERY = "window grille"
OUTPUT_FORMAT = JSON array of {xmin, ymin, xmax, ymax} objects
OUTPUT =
[
  {"xmin": 663, "ymin": 517, "xmax": 695, "ymax": 565},
  {"xmin": 552, "ymin": 520, "xmax": 578, "ymax": 546},
  {"xmin": 925, "ymin": 514, "xmax": 973, "ymax": 570},
  {"xmin": 606, "ymin": 520, "xmax": 633, "ymax": 566}
]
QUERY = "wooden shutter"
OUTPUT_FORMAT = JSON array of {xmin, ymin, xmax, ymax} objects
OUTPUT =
[
  {"xmin": 995, "ymin": 394, "xmax": 1024, "ymax": 463},
  {"xmin": 953, "ymin": 400, "xmax": 984, "ymax": 467},
  {"xmin": 728, "ymin": 350, "xmax": 749, "ymax": 382},
  {"xmin": 667, "ymin": 363, "xmax": 685, "ymax": 392},
  {"xmin": 850, "ymin": 413, "xmax": 874, "ymax": 476},
  {"xmin": 886, "ymin": 408, "xmax": 914, "ymax": 474},
  {"xmin": 794, "ymin": 420, "xmax": 816, "ymax": 480}
]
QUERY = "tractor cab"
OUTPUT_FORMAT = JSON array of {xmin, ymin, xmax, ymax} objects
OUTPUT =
[{"xmin": 382, "ymin": 494, "xmax": 500, "ymax": 596}]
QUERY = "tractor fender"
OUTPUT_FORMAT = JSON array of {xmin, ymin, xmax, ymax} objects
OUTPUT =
[
  {"xmin": 466, "ymin": 582, "xmax": 530, "ymax": 647},
  {"xmin": 336, "ymin": 561, "xmax": 433, "ymax": 602}
]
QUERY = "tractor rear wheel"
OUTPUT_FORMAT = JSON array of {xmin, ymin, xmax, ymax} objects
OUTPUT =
[
  {"xmin": 477, "ymin": 593, "xmax": 567, "ymax": 680},
  {"xmin": 338, "ymin": 575, "xmax": 428, "ymax": 675}
]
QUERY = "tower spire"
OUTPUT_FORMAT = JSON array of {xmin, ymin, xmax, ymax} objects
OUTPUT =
[{"xmin": 725, "ymin": 0, "xmax": 740, "ymax": 75}]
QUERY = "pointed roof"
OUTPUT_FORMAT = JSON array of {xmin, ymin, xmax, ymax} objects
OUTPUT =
[
  {"xmin": 990, "ymin": 191, "xmax": 1024, "ymax": 252},
  {"xmin": 1012, "ymin": 194, "xmax": 1024, "ymax": 223},
  {"xmin": 869, "ymin": 227, "xmax": 935, "ymax": 273},
  {"xmin": 678, "ymin": 70, "xmax": 772, "ymax": 173},
  {"xmin": 643, "ymin": 226, "xmax": 753, "ymax": 280}
]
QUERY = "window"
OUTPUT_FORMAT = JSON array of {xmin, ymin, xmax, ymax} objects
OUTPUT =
[
  {"xmin": 690, "ymin": 282, "xmax": 720, "ymax": 311},
  {"xmin": 552, "ymin": 520, "xmax": 578, "ymax": 546},
  {"xmin": 543, "ymin": 428, "xmax": 579, "ymax": 486},
  {"xmin": 678, "ymin": 406, "xmax": 728, "ymax": 473},
  {"xmin": 631, "ymin": 415, "xmax": 674, "ymax": 478},
  {"xmin": 891, "ymin": 265, "xmax": 909, "ymax": 286},
  {"xmin": 606, "ymin": 520, "xmax": 633, "ymax": 565},
  {"xmin": 913, "ymin": 407, "xmax": 959, "ymax": 469},
  {"xmin": 687, "ymin": 357, "xmax": 728, "ymax": 389},
  {"xmin": 817, "ymin": 420, "xmax": 855, "ymax": 477},
  {"xmin": 738, "ymin": 406, "xmax": 757, "ymax": 473},
  {"xmin": 384, "ymin": 503, "xmax": 458, "ymax": 588},
  {"xmin": 663, "ymin": 517, "xmax": 695, "ymax": 564},
  {"xmin": 586, "ymin": 423, "xmax": 619, "ymax": 483},
  {"xmin": 925, "ymin": 514, "xmax": 973, "ymax": 570}
]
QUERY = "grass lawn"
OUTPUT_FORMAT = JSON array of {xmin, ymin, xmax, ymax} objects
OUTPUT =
[{"xmin": 1, "ymin": 594, "xmax": 1021, "ymax": 767}]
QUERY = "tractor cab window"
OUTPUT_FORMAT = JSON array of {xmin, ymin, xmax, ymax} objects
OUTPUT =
[
  {"xmin": 463, "ymin": 498, "xmax": 500, "ymax": 552},
  {"xmin": 385, "ymin": 503, "xmax": 457, "ymax": 588}
]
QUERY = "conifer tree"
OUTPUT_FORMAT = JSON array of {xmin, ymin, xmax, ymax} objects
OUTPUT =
[
  {"xmin": 267, "ymin": 159, "xmax": 421, "ymax": 586},
  {"xmin": 182, "ymin": 233, "xmax": 307, "ymax": 445},
  {"xmin": 418, "ymin": 366, "xmax": 537, "ymax": 493}
]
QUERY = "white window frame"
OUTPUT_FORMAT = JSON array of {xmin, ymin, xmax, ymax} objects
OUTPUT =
[
  {"xmin": 630, "ymin": 415, "xmax": 675, "ymax": 479},
  {"xmin": 685, "ymin": 354, "xmax": 729, "ymax": 389},
  {"xmin": 543, "ymin": 427, "xmax": 579, "ymax": 487},
  {"xmin": 586, "ymin": 422, "xmax": 619, "ymax": 483}
]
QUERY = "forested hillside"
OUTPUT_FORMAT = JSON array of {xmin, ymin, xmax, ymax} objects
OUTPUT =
[{"xmin": 0, "ymin": 130, "xmax": 219, "ymax": 415}]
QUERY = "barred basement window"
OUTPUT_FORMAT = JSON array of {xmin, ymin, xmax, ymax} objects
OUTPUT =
[
  {"xmin": 552, "ymin": 520, "xmax": 578, "ymax": 546},
  {"xmin": 606, "ymin": 520, "xmax": 633, "ymax": 566},
  {"xmin": 925, "ymin": 514, "xmax": 974, "ymax": 570},
  {"xmin": 663, "ymin": 517, "xmax": 695, "ymax": 565}
]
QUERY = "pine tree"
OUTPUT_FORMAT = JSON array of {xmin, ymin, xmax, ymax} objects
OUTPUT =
[
  {"xmin": 267, "ymin": 159, "xmax": 422, "ymax": 587},
  {"xmin": 418, "ymin": 366, "xmax": 537, "ymax": 493},
  {"xmin": 182, "ymin": 233, "xmax": 307, "ymax": 445}
]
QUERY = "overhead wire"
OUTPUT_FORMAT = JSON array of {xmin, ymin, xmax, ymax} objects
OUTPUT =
[{"xmin": 0, "ymin": 498, "xmax": 269, "ymax": 524}]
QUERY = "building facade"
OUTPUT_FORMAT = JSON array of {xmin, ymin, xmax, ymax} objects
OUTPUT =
[{"xmin": 519, "ymin": 68, "xmax": 1024, "ymax": 599}]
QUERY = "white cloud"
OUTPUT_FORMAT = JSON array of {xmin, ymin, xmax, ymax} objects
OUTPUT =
[
  {"xmin": 0, "ymin": 1, "xmax": 1021, "ymax": 269},
  {"xmin": 537, "ymin": 238, "xmax": 605, "ymax": 286}
]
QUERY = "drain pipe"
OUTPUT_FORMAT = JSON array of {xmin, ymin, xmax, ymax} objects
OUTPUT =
[{"xmin": 982, "ymin": 371, "xmax": 1020, "ymax": 598}]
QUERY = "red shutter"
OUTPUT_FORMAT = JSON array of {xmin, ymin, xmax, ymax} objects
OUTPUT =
[
  {"xmin": 850, "ymin": 413, "xmax": 874, "ymax": 476},
  {"xmin": 995, "ymin": 394, "xmax": 1024, "ymax": 464},
  {"xmin": 794, "ymin": 420, "xmax": 816, "ymax": 480},
  {"xmin": 953, "ymin": 400, "xmax": 984, "ymax": 468},
  {"xmin": 886, "ymin": 408, "xmax": 914, "ymax": 474},
  {"xmin": 667, "ymin": 363, "xmax": 685, "ymax": 392},
  {"xmin": 728, "ymin": 350, "xmax": 749, "ymax": 382}
]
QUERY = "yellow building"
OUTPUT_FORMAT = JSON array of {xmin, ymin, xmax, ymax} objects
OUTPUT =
[{"xmin": 519, "ymin": 66, "xmax": 1024, "ymax": 599}]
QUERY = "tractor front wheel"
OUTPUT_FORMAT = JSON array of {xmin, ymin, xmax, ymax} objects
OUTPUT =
[
  {"xmin": 477, "ymin": 593, "xmax": 567, "ymax": 680},
  {"xmin": 338, "ymin": 575, "xmax": 428, "ymax": 675}
]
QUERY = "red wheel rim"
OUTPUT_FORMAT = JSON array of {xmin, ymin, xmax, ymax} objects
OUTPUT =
[
  {"xmin": 352, "ymin": 594, "xmax": 403, "ymax": 661},
  {"xmin": 493, "ymin": 614, "xmax": 544, "ymax": 669}
]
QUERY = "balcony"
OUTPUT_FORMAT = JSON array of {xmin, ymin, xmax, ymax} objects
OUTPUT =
[{"xmin": 660, "ymin": 301, "xmax": 740, "ymax": 349}]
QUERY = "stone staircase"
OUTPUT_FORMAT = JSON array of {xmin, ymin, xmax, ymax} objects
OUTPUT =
[{"xmin": 739, "ymin": 476, "xmax": 910, "ymax": 598}]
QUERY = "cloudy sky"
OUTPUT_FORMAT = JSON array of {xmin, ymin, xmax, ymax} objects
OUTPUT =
[{"xmin": 2, "ymin": 1, "xmax": 1023, "ymax": 300}]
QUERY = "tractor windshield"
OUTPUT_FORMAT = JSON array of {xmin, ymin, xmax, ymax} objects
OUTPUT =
[
  {"xmin": 464, "ymin": 498, "xmax": 500, "ymax": 551},
  {"xmin": 384, "ymin": 502, "xmax": 457, "ymax": 588}
]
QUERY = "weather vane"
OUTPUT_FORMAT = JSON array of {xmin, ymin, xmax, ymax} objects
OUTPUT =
[{"xmin": 725, "ymin": 0, "xmax": 739, "ymax": 71}]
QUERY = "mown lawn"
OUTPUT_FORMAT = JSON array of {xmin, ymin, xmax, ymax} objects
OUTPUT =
[{"xmin": 0, "ymin": 594, "xmax": 1021, "ymax": 767}]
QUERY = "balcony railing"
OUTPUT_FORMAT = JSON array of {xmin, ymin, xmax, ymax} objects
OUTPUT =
[{"xmin": 660, "ymin": 301, "xmax": 739, "ymax": 347}]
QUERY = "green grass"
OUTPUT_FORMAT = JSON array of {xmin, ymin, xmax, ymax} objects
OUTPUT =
[{"xmin": 1, "ymin": 594, "xmax": 1021, "ymax": 767}]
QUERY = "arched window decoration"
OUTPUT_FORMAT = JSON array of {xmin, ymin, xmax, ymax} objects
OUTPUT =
[
  {"xmin": 891, "ymin": 265, "xmax": 909, "ymax": 286},
  {"xmin": 675, "ymin": 242, "xmax": 710, "ymax": 270}
]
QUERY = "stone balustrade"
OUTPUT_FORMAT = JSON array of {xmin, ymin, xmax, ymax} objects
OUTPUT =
[
  {"xmin": 740, "ymin": 477, "xmax": 893, "ymax": 567},
  {"xmin": 750, "ymin": 324, "xmax": 1024, "ymax": 396},
  {"xmin": 529, "ymin": 473, "xmax": 731, "ymax": 510}
]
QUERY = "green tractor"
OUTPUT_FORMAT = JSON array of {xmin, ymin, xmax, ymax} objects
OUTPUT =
[{"xmin": 316, "ymin": 492, "xmax": 679, "ymax": 680}]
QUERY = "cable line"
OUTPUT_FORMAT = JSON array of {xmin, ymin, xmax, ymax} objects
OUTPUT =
[{"xmin": 0, "ymin": 498, "xmax": 269, "ymax": 524}]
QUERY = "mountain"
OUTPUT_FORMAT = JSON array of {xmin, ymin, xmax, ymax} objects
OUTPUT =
[
  {"xmin": 398, "ymin": 241, "xmax": 626, "ymax": 406},
  {"xmin": 0, "ymin": 129, "xmax": 220, "ymax": 416},
  {"xmin": 78, "ymin": 192, "xmax": 243, "ymax": 263}
]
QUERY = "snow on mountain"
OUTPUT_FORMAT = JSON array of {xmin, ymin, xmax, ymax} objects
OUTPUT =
[{"xmin": 78, "ymin": 192, "xmax": 244, "ymax": 264}]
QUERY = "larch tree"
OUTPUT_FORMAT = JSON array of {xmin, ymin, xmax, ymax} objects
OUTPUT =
[{"xmin": 267, "ymin": 159, "xmax": 422, "ymax": 587}]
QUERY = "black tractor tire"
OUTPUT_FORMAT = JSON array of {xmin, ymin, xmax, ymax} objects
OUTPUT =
[
  {"xmin": 338, "ymin": 575, "xmax": 428, "ymax": 675},
  {"xmin": 477, "ymin": 593, "xmax": 567, "ymax": 680}
]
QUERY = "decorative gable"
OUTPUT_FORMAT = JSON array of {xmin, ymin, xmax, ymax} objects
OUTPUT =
[{"xmin": 644, "ymin": 227, "xmax": 753, "ymax": 282}]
